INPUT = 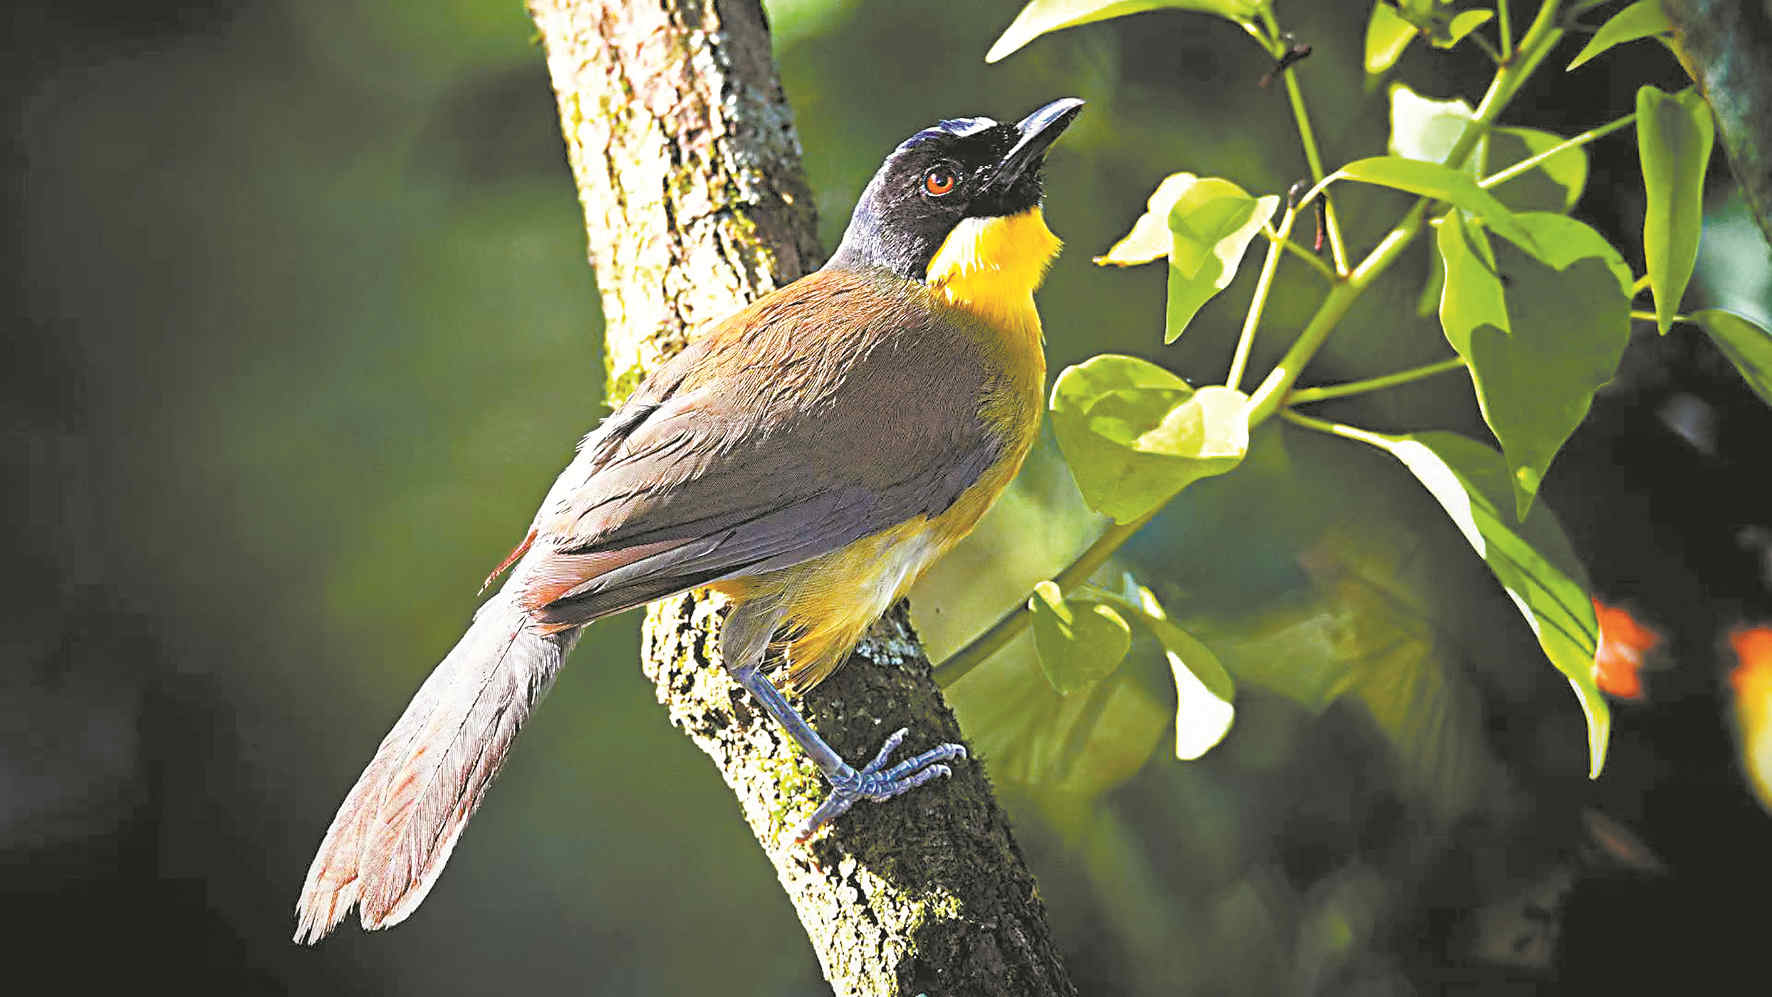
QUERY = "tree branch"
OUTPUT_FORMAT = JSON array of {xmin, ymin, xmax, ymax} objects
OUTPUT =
[
  {"xmin": 524, "ymin": 1, "xmax": 1076, "ymax": 993},
  {"xmin": 1665, "ymin": 0, "xmax": 1772, "ymax": 246}
]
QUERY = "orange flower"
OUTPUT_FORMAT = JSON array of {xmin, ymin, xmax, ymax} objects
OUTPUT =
[
  {"xmin": 1592, "ymin": 600, "xmax": 1660, "ymax": 700},
  {"xmin": 1727, "ymin": 625, "xmax": 1772, "ymax": 815},
  {"xmin": 1729, "ymin": 626, "xmax": 1772, "ymax": 701}
]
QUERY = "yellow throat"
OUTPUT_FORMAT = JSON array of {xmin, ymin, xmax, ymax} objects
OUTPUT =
[{"xmin": 925, "ymin": 206, "xmax": 1062, "ymax": 334}]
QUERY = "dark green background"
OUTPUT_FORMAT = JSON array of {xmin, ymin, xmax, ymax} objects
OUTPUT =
[{"xmin": 8, "ymin": 1, "xmax": 1772, "ymax": 993}]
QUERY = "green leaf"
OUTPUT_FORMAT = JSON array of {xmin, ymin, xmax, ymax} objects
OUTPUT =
[
  {"xmin": 1436, "ymin": 210, "xmax": 1510, "ymax": 341},
  {"xmin": 1129, "ymin": 585, "xmax": 1235, "ymax": 759},
  {"xmin": 1417, "ymin": 240, "xmax": 1447, "ymax": 318},
  {"xmin": 1096, "ymin": 173, "xmax": 1195, "ymax": 267},
  {"xmin": 1030, "ymin": 580, "xmax": 1133, "ymax": 693},
  {"xmin": 1567, "ymin": 0, "xmax": 1671, "ymax": 71},
  {"xmin": 1490, "ymin": 126, "xmax": 1589, "ymax": 213},
  {"xmin": 986, "ymin": 0, "xmax": 1261, "ymax": 63},
  {"xmin": 1356, "ymin": 430, "xmax": 1609, "ymax": 778},
  {"xmin": 1095, "ymin": 174, "xmax": 1277, "ymax": 340},
  {"xmin": 1338, "ymin": 156, "xmax": 1534, "ymax": 249},
  {"xmin": 947, "ymin": 637, "xmax": 1169, "ymax": 798},
  {"xmin": 1164, "ymin": 179, "xmax": 1278, "ymax": 342},
  {"xmin": 1431, "ymin": 9, "xmax": 1493, "ymax": 49},
  {"xmin": 1436, "ymin": 211, "xmax": 1632, "ymax": 518},
  {"xmin": 1050, "ymin": 355, "xmax": 1250, "ymax": 523},
  {"xmin": 1364, "ymin": 1, "xmax": 1418, "ymax": 76},
  {"xmin": 1387, "ymin": 85, "xmax": 1484, "ymax": 173},
  {"xmin": 1691, "ymin": 309, "xmax": 1772, "ymax": 407},
  {"xmin": 1638, "ymin": 85, "xmax": 1715, "ymax": 335}
]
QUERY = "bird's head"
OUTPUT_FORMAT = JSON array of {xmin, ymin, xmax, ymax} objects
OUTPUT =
[{"xmin": 827, "ymin": 98, "xmax": 1084, "ymax": 286}]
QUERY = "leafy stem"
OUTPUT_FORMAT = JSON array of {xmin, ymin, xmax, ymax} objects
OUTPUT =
[
  {"xmin": 1469, "ymin": 30, "xmax": 1507, "ymax": 66},
  {"xmin": 1480, "ymin": 111, "xmax": 1636, "ymax": 190},
  {"xmin": 1231, "ymin": 202, "xmax": 1302, "ymax": 389},
  {"xmin": 934, "ymin": 507, "xmax": 1160, "ymax": 687},
  {"xmin": 1274, "ymin": 233, "xmax": 1338, "ymax": 281},
  {"xmin": 1256, "ymin": 6, "xmax": 1350, "ymax": 275},
  {"xmin": 1632, "ymin": 309, "xmax": 1689, "ymax": 324},
  {"xmin": 1247, "ymin": 201, "xmax": 1429, "ymax": 424},
  {"xmin": 1287, "ymin": 356, "xmax": 1468, "ymax": 404},
  {"xmin": 1277, "ymin": 407, "xmax": 1392, "ymax": 448},
  {"xmin": 936, "ymin": 1, "xmax": 1573, "ymax": 684}
]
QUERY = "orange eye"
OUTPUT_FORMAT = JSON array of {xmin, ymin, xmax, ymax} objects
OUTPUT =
[{"xmin": 923, "ymin": 169, "xmax": 957, "ymax": 196}]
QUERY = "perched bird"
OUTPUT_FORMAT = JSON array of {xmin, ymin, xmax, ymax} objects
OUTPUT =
[{"xmin": 293, "ymin": 97, "xmax": 1084, "ymax": 943}]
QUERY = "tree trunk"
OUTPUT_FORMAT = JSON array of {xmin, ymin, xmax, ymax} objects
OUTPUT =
[
  {"xmin": 1666, "ymin": 0, "xmax": 1772, "ymax": 246},
  {"xmin": 523, "ymin": 2, "xmax": 1077, "ymax": 994}
]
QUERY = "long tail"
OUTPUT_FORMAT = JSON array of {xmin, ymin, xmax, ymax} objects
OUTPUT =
[{"xmin": 293, "ymin": 593, "xmax": 575, "ymax": 943}]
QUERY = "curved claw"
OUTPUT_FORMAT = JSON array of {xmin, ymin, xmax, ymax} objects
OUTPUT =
[{"xmin": 793, "ymin": 730, "xmax": 967, "ymax": 842}]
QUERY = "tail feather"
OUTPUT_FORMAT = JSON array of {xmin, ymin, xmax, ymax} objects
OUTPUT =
[{"xmin": 293, "ymin": 594, "xmax": 574, "ymax": 943}]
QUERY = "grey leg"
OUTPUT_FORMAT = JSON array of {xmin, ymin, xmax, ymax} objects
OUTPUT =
[
  {"xmin": 733, "ymin": 664, "xmax": 967, "ymax": 841},
  {"xmin": 720, "ymin": 598, "xmax": 965, "ymax": 841}
]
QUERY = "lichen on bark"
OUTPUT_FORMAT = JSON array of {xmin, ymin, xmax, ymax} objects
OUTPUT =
[{"xmin": 524, "ymin": 1, "xmax": 1076, "ymax": 994}]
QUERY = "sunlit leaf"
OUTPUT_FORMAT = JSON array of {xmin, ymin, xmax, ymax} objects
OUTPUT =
[
  {"xmin": 1436, "ymin": 209, "xmax": 1509, "ymax": 341},
  {"xmin": 949, "ymin": 631, "xmax": 1170, "ymax": 798},
  {"xmin": 1358, "ymin": 430, "xmax": 1609, "ymax": 778},
  {"xmin": 1490, "ymin": 127, "xmax": 1589, "ymax": 213},
  {"xmin": 1567, "ymin": 0, "xmax": 1671, "ymax": 71},
  {"xmin": 1431, "ymin": 9, "xmax": 1493, "ymax": 49},
  {"xmin": 1364, "ymin": 1, "xmax": 1418, "ymax": 76},
  {"xmin": 1050, "ymin": 355, "xmax": 1250, "ymax": 523},
  {"xmin": 1338, "ymin": 156, "xmax": 1534, "ymax": 249},
  {"xmin": 1638, "ymin": 85, "xmax": 1715, "ymax": 334},
  {"xmin": 1164, "ymin": 179, "xmax": 1279, "ymax": 342},
  {"xmin": 1387, "ymin": 85, "xmax": 1483, "ymax": 172},
  {"xmin": 1096, "ymin": 173, "xmax": 1197, "ymax": 267},
  {"xmin": 1691, "ymin": 309, "xmax": 1772, "ymax": 407},
  {"xmin": 1103, "ymin": 580, "xmax": 1235, "ymax": 760},
  {"xmin": 1030, "ymin": 580, "xmax": 1133, "ymax": 693},
  {"xmin": 1148, "ymin": 621, "xmax": 1233, "ymax": 760},
  {"xmin": 986, "ymin": 0, "xmax": 1261, "ymax": 63},
  {"xmin": 1437, "ymin": 212, "xmax": 1631, "ymax": 519}
]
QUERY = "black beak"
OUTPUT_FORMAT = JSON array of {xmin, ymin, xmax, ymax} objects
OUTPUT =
[{"xmin": 985, "ymin": 97, "xmax": 1084, "ymax": 193}]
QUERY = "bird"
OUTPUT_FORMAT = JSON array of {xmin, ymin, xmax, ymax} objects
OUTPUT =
[{"xmin": 292, "ymin": 97, "xmax": 1084, "ymax": 944}]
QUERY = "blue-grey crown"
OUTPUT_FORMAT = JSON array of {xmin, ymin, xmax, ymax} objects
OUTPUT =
[{"xmin": 895, "ymin": 116, "xmax": 998, "ymax": 152}]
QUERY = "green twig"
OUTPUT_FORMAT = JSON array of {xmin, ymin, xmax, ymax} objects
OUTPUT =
[
  {"xmin": 1247, "ymin": 201, "xmax": 1429, "ymax": 424},
  {"xmin": 1631, "ymin": 273, "xmax": 1652, "ymax": 296},
  {"xmin": 1479, "ymin": 111, "xmax": 1636, "ymax": 190},
  {"xmin": 1231, "ymin": 204, "xmax": 1301, "ymax": 389},
  {"xmin": 1497, "ymin": 0, "xmax": 1514, "ymax": 61},
  {"xmin": 1287, "ymin": 356, "xmax": 1468, "ymax": 404},
  {"xmin": 1469, "ymin": 30, "xmax": 1507, "ymax": 65},
  {"xmin": 1277, "ymin": 236, "xmax": 1338, "ymax": 281},
  {"xmin": 1258, "ymin": 6, "xmax": 1350, "ymax": 275},
  {"xmin": 1278, "ymin": 407, "xmax": 1393, "ymax": 448},
  {"xmin": 1633, "ymin": 309, "xmax": 1689, "ymax": 323},
  {"xmin": 934, "ymin": 508, "xmax": 1160, "ymax": 687}
]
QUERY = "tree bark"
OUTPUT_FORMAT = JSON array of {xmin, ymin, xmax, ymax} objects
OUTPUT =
[
  {"xmin": 1665, "ymin": 0, "xmax": 1772, "ymax": 246},
  {"xmin": 524, "ymin": 2, "xmax": 1077, "ymax": 994}
]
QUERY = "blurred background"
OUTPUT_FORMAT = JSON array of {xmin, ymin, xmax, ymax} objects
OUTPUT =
[{"xmin": 6, "ymin": 0, "xmax": 1771, "ymax": 992}]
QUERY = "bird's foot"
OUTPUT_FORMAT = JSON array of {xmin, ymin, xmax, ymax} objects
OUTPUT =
[{"xmin": 793, "ymin": 728, "xmax": 966, "ymax": 842}]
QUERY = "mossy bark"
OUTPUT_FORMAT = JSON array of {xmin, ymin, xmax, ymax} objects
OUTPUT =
[
  {"xmin": 524, "ymin": 1, "xmax": 1076, "ymax": 994},
  {"xmin": 1665, "ymin": 0, "xmax": 1772, "ymax": 247}
]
